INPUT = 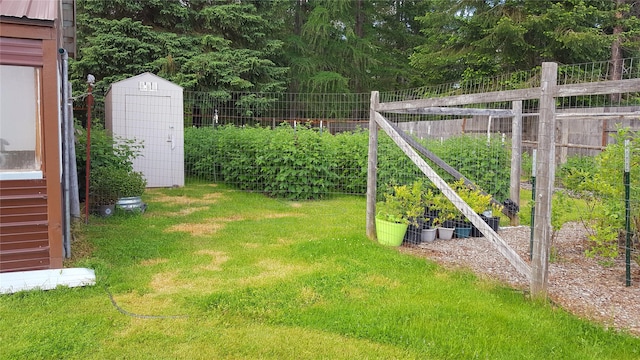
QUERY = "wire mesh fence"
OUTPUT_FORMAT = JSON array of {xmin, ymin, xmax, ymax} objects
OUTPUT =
[
  {"xmin": 370, "ymin": 58, "xmax": 640, "ymax": 285},
  {"xmin": 75, "ymin": 58, "xmax": 640, "ymax": 282}
]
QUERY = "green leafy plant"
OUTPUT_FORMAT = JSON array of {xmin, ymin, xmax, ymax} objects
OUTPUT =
[
  {"xmin": 75, "ymin": 122, "xmax": 144, "ymax": 199},
  {"xmin": 377, "ymin": 181, "xmax": 425, "ymax": 226},
  {"xmin": 116, "ymin": 170, "xmax": 147, "ymax": 198},
  {"xmin": 89, "ymin": 166, "xmax": 122, "ymax": 206},
  {"xmin": 557, "ymin": 154, "xmax": 597, "ymax": 189},
  {"xmin": 549, "ymin": 191, "xmax": 573, "ymax": 262},
  {"xmin": 424, "ymin": 135, "xmax": 511, "ymax": 202},
  {"xmin": 452, "ymin": 179, "xmax": 492, "ymax": 215},
  {"xmin": 521, "ymin": 151, "xmax": 533, "ymax": 182},
  {"xmin": 432, "ymin": 191, "xmax": 457, "ymax": 227},
  {"xmin": 564, "ymin": 128, "xmax": 639, "ymax": 265},
  {"xmin": 258, "ymin": 123, "xmax": 337, "ymax": 200},
  {"xmin": 90, "ymin": 167, "xmax": 147, "ymax": 207}
]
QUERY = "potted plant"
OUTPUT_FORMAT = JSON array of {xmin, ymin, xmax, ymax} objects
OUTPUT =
[
  {"xmin": 376, "ymin": 200, "xmax": 409, "ymax": 246},
  {"xmin": 480, "ymin": 202, "xmax": 503, "ymax": 234},
  {"xmin": 112, "ymin": 168, "xmax": 147, "ymax": 213},
  {"xmin": 89, "ymin": 166, "xmax": 120, "ymax": 217},
  {"xmin": 402, "ymin": 181, "xmax": 430, "ymax": 245},
  {"xmin": 375, "ymin": 182, "xmax": 424, "ymax": 246},
  {"xmin": 451, "ymin": 179, "xmax": 503, "ymax": 237},
  {"xmin": 432, "ymin": 192, "xmax": 456, "ymax": 240},
  {"xmin": 420, "ymin": 188, "xmax": 437, "ymax": 242}
]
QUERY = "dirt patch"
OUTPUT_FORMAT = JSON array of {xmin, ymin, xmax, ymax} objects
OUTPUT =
[
  {"xmin": 401, "ymin": 222, "xmax": 640, "ymax": 336},
  {"xmin": 149, "ymin": 272, "xmax": 180, "ymax": 293},
  {"xmin": 203, "ymin": 193, "xmax": 223, "ymax": 200},
  {"xmin": 164, "ymin": 206, "xmax": 209, "ymax": 217},
  {"xmin": 263, "ymin": 212, "xmax": 302, "ymax": 219},
  {"xmin": 165, "ymin": 222, "xmax": 225, "ymax": 236},
  {"xmin": 149, "ymin": 193, "xmax": 225, "ymax": 206},
  {"xmin": 164, "ymin": 212, "xmax": 301, "ymax": 237},
  {"xmin": 65, "ymin": 230, "xmax": 95, "ymax": 266},
  {"xmin": 195, "ymin": 249, "xmax": 229, "ymax": 271}
]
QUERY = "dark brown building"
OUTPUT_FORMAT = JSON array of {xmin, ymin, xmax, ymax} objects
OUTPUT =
[{"xmin": 0, "ymin": 0, "xmax": 74, "ymax": 273}]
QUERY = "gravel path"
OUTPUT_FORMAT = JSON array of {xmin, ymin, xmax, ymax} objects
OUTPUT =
[{"xmin": 400, "ymin": 222, "xmax": 640, "ymax": 337}]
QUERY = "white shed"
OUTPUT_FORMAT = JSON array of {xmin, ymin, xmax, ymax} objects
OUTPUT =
[{"xmin": 105, "ymin": 73, "xmax": 184, "ymax": 188}]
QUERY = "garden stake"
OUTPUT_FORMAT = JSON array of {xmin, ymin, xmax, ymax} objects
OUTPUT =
[
  {"xmin": 624, "ymin": 139, "xmax": 631, "ymax": 286},
  {"xmin": 530, "ymin": 150, "xmax": 536, "ymax": 261},
  {"xmin": 85, "ymin": 75, "xmax": 94, "ymax": 224}
]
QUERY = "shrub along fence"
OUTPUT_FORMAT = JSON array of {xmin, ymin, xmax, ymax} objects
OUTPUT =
[
  {"xmin": 557, "ymin": 128, "xmax": 639, "ymax": 285},
  {"xmin": 183, "ymin": 124, "xmax": 512, "ymax": 201}
]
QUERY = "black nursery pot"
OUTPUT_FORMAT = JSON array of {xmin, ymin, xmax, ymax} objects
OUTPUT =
[
  {"xmin": 403, "ymin": 218, "xmax": 425, "ymax": 245},
  {"xmin": 471, "ymin": 215, "xmax": 501, "ymax": 237}
]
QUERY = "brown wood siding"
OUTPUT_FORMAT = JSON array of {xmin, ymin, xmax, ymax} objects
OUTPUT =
[
  {"xmin": 0, "ymin": 2, "xmax": 63, "ymax": 273},
  {"xmin": 0, "ymin": 179, "xmax": 50, "ymax": 272},
  {"xmin": 0, "ymin": 36, "xmax": 43, "ymax": 66}
]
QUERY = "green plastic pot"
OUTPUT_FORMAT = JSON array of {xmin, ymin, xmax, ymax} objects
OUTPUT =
[{"xmin": 375, "ymin": 217, "xmax": 408, "ymax": 246}]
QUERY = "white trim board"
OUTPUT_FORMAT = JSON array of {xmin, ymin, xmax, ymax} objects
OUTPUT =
[{"xmin": 0, "ymin": 268, "xmax": 95, "ymax": 294}]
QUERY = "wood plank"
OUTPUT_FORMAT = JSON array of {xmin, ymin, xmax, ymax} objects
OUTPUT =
[
  {"xmin": 556, "ymin": 111, "xmax": 640, "ymax": 118},
  {"xmin": 557, "ymin": 79, "xmax": 640, "ymax": 97},
  {"xmin": 531, "ymin": 62, "xmax": 557, "ymax": 298},
  {"xmin": 377, "ymin": 88, "xmax": 540, "ymax": 111},
  {"xmin": 0, "ymin": 258, "xmax": 50, "ymax": 273},
  {"xmin": 0, "ymin": 246, "xmax": 49, "ymax": 262},
  {"xmin": 366, "ymin": 91, "xmax": 379, "ymax": 240},
  {"xmin": 510, "ymin": 101, "xmax": 522, "ymax": 226},
  {"xmin": 374, "ymin": 111, "xmax": 531, "ymax": 279},
  {"xmin": 385, "ymin": 107, "xmax": 515, "ymax": 117},
  {"xmin": 0, "ymin": 238, "xmax": 49, "ymax": 251}
]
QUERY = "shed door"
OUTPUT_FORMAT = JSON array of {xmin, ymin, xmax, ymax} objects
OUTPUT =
[{"xmin": 125, "ymin": 95, "xmax": 179, "ymax": 187}]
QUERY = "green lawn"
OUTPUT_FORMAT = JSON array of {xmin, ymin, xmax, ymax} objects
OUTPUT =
[{"xmin": 1, "ymin": 183, "xmax": 638, "ymax": 359}]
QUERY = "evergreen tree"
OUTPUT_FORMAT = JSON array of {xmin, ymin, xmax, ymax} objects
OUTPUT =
[
  {"xmin": 410, "ymin": 0, "xmax": 640, "ymax": 85},
  {"xmin": 72, "ymin": 0, "xmax": 289, "ymax": 96}
]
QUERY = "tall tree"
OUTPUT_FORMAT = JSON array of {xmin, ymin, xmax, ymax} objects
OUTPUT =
[
  {"xmin": 72, "ymin": 0, "xmax": 289, "ymax": 96},
  {"xmin": 609, "ymin": 0, "xmax": 639, "ymax": 100},
  {"xmin": 410, "ymin": 0, "xmax": 640, "ymax": 85}
]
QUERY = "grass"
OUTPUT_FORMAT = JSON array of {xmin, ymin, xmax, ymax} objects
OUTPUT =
[
  {"xmin": 1, "ymin": 183, "xmax": 639, "ymax": 359},
  {"xmin": 517, "ymin": 188, "xmax": 592, "ymax": 226}
]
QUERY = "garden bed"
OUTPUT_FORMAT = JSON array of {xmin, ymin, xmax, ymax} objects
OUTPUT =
[{"xmin": 401, "ymin": 222, "xmax": 640, "ymax": 337}]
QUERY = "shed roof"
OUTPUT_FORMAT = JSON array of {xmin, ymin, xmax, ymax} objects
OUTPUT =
[
  {"xmin": 108, "ymin": 72, "xmax": 184, "ymax": 92},
  {"xmin": 0, "ymin": 0, "xmax": 58, "ymax": 21}
]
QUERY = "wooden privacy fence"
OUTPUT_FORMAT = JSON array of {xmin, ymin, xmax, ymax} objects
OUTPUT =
[
  {"xmin": 366, "ymin": 62, "xmax": 640, "ymax": 298},
  {"xmin": 398, "ymin": 107, "xmax": 640, "ymax": 162}
]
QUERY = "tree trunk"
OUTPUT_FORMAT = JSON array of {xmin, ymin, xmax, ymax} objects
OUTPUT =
[
  {"xmin": 355, "ymin": 0, "xmax": 365, "ymax": 38},
  {"xmin": 610, "ymin": 0, "xmax": 625, "ymax": 103}
]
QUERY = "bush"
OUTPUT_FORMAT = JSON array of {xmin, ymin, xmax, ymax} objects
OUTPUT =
[
  {"xmin": 425, "ymin": 135, "xmax": 511, "ymax": 202},
  {"xmin": 557, "ymin": 154, "xmax": 597, "ymax": 189},
  {"xmin": 567, "ymin": 128, "xmax": 639, "ymax": 265},
  {"xmin": 258, "ymin": 123, "xmax": 336, "ymax": 200},
  {"xmin": 75, "ymin": 122, "xmax": 143, "ymax": 199},
  {"xmin": 327, "ymin": 129, "xmax": 369, "ymax": 194},
  {"xmin": 184, "ymin": 127, "xmax": 512, "ymax": 202}
]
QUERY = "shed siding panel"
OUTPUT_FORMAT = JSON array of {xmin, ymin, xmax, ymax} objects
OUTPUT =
[{"xmin": 0, "ymin": 37, "xmax": 43, "ymax": 66}]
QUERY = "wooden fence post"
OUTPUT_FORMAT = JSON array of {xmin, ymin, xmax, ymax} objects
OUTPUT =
[
  {"xmin": 531, "ymin": 62, "xmax": 558, "ymax": 299},
  {"xmin": 510, "ymin": 100, "xmax": 523, "ymax": 226},
  {"xmin": 366, "ymin": 91, "xmax": 379, "ymax": 240}
]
